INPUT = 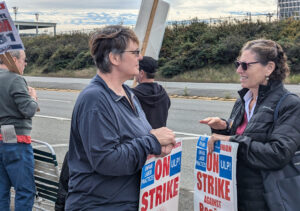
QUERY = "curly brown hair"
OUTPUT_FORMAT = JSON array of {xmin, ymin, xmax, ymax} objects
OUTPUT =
[{"xmin": 240, "ymin": 39, "xmax": 289, "ymax": 81}]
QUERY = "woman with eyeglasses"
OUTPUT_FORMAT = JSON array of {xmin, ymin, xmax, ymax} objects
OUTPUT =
[
  {"xmin": 200, "ymin": 39, "xmax": 300, "ymax": 211},
  {"xmin": 65, "ymin": 25, "xmax": 176, "ymax": 210}
]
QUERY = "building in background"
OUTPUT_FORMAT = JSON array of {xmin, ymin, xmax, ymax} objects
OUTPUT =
[
  {"xmin": 14, "ymin": 21, "xmax": 57, "ymax": 36},
  {"xmin": 278, "ymin": 0, "xmax": 300, "ymax": 20}
]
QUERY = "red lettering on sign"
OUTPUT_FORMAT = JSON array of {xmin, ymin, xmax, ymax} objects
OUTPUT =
[
  {"xmin": 155, "ymin": 156, "xmax": 170, "ymax": 180},
  {"xmin": 0, "ymin": 19, "xmax": 12, "ymax": 32},
  {"xmin": 204, "ymin": 195, "xmax": 221, "ymax": 208},
  {"xmin": 196, "ymin": 172, "xmax": 230, "ymax": 201},
  {"xmin": 141, "ymin": 192, "xmax": 148, "ymax": 211},
  {"xmin": 155, "ymin": 159, "xmax": 162, "ymax": 180},
  {"xmin": 207, "ymin": 153, "xmax": 219, "ymax": 173},
  {"xmin": 155, "ymin": 185, "xmax": 162, "ymax": 207},
  {"xmin": 221, "ymin": 144, "xmax": 232, "ymax": 153},
  {"xmin": 149, "ymin": 188, "xmax": 155, "ymax": 209},
  {"xmin": 0, "ymin": 3, "xmax": 5, "ymax": 9},
  {"xmin": 199, "ymin": 202, "xmax": 214, "ymax": 211},
  {"xmin": 163, "ymin": 156, "xmax": 170, "ymax": 178},
  {"xmin": 141, "ymin": 176, "xmax": 180, "ymax": 210}
]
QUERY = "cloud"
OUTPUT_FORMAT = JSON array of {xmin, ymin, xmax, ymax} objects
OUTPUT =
[
  {"xmin": 66, "ymin": 12, "xmax": 138, "ymax": 26},
  {"xmin": 6, "ymin": 0, "xmax": 278, "ymax": 32},
  {"xmin": 167, "ymin": 0, "xmax": 277, "ymax": 20},
  {"xmin": 6, "ymin": 0, "xmax": 142, "ymax": 10}
]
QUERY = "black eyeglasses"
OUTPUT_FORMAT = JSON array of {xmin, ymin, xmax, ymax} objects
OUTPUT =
[
  {"xmin": 234, "ymin": 61, "xmax": 260, "ymax": 71},
  {"xmin": 121, "ymin": 50, "xmax": 140, "ymax": 56}
]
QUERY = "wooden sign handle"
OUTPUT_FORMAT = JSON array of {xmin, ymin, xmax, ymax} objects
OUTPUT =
[
  {"xmin": 133, "ymin": 0, "xmax": 159, "ymax": 88},
  {"xmin": 141, "ymin": 0, "xmax": 159, "ymax": 56},
  {"xmin": 0, "ymin": 52, "xmax": 20, "ymax": 74}
]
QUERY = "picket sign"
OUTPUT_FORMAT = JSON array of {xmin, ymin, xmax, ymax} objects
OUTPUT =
[
  {"xmin": 132, "ymin": 0, "xmax": 170, "ymax": 87},
  {"xmin": 0, "ymin": 1, "xmax": 24, "ymax": 74},
  {"xmin": 139, "ymin": 138, "xmax": 182, "ymax": 211},
  {"xmin": 135, "ymin": 0, "xmax": 169, "ymax": 60},
  {"xmin": 194, "ymin": 135, "xmax": 239, "ymax": 211}
]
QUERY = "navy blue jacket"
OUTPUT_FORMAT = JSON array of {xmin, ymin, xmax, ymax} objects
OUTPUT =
[{"xmin": 65, "ymin": 75, "xmax": 161, "ymax": 211}]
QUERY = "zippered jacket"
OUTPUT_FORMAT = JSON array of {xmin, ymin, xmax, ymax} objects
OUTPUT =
[
  {"xmin": 66, "ymin": 75, "xmax": 161, "ymax": 211},
  {"xmin": 213, "ymin": 80, "xmax": 300, "ymax": 210}
]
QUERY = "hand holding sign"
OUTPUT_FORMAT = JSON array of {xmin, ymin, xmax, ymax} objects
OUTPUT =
[
  {"xmin": 0, "ymin": 1, "xmax": 25, "ymax": 75},
  {"xmin": 150, "ymin": 127, "xmax": 176, "ymax": 146},
  {"xmin": 207, "ymin": 134, "xmax": 231, "ymax": 153}
]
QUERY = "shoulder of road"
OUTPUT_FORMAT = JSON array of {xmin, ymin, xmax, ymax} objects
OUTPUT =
[{"xmin": 25, "ymin": 76, "xmax": 300, "ymax": 101}]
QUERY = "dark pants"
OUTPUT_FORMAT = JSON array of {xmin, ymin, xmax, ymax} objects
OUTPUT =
[{"xmin": 0, "ymin": 142, "xmax": 35, "ymax": 211}]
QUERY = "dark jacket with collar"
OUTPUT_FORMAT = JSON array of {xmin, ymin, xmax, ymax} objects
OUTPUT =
[
  {"xmin": 65, "ymin": 75, "xmax": 161, "ymax": 211},
  {"xmin": 213, "ymin": 80, "xmax": 300, "ymax": 211}
]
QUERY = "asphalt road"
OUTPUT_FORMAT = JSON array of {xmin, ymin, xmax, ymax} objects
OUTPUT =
[
  {"xmin": 24, "ymin": 75, "xmax": 300, "ymax": 98},
  {"xmin": 30, "ymin": 88, "xmax": 234, "ymax": 211}
]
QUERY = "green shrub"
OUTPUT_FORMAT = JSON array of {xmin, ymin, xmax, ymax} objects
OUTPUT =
[
  {"xmin": 43, "ymin": 44, "xmax": 78, "ymax": 73},
  {"xmin": 21, "ymin": 19, "xmax": 300, "ymax": 78},
  {"xmin": 66, "ymin": 51, "xmax": 94, "ymax": 70}
]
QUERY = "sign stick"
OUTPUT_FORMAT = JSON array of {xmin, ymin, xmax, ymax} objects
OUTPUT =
[
  {"xmin": 0, "ymin": 52, "xmax": 20, "ymax": 74},
  {"xmin": 132, "ymin": 0, "xmax": 159, "ymax": 88}
]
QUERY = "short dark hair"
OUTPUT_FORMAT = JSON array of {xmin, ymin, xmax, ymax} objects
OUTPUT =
[
  {"xmin": 0, "ymin": 50, "xmax": 21, "ymax": 64},
  {"xmin": 139, "ymin": 56, "xmax": 157, "ymax": 79},
  {"xmin": 241, "ymin": 39, "xmax": 289, "ymax": 81},
  {"xmin": 145, "ymin": 72, "xmax": 155, "ymax": 79},
  {"xmin": 89, "ymin": 25, "xmax": 139, "ymax": 73}
]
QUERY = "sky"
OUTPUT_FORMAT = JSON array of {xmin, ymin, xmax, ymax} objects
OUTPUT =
[{"xmin": 5, "ymin": 0, "xmax": 278, "ymax": 33}]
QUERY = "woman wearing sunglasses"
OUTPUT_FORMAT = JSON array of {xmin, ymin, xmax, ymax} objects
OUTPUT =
[{"xmin": 200, "ymin": 39, "xmax": 300, "ymax": 211}]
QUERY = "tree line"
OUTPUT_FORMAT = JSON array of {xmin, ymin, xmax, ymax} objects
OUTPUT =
[{"xmin": 23, "ymin": 19, "xmax": 300, "ymax": 77}]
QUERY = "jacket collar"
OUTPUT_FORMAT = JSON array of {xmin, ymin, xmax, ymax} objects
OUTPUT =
[
  {"xmin": 238, "ymin": 80, "xmax": 283, "ymax": 103},
  {"xmin": 91, "ymin": 74, "xmax": 133, "ymax": 102}
]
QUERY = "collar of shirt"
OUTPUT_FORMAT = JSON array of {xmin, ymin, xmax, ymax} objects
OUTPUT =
[
  {"xmin": 244, "ymin": 90, "xmax": 257, "ymax": 121},
  {"xmin": 92, "ymin": 74, "xmax": 133, "ymax": 102}
]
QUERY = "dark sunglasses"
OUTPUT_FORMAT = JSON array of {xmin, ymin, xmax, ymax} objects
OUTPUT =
[
  {"xmin": 121, "ymin": 50, "xmax": 140, "ymax": 56},
  {"xmin": 234, "ymin": 61, "xmax": 260, "ymax": 71}
]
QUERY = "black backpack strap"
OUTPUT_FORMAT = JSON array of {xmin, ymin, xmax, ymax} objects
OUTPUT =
[{"xmin": 273, "ymin": 92, "xmax": 296, "ymax": 122}]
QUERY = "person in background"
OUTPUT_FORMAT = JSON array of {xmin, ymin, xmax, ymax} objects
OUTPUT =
[
  {"xmin": 200, "ymin": 39, "xmax": 300, "ymax": 211},
  {"xmin": 55, "ymin": 151, "xmax": 69, "ymax": 211},
  {"xmin": 65, "ymin": 25, "xmax": 176, "ymax": 210},
  {"xmin": 133, "ymin": 56, "xmax": 171, "ymax": 129},
  {"xmin": 0, "ymin": 50, "xmax": 38, "ymax": 211}
]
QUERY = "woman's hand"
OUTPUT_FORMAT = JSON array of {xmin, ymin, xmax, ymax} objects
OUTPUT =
[
  {"xmin": 28, "ymin": 86, "xmax": 38, "ymax": 101},
  {"xmin": 199, "ymin": 117, "xmax": 227, "ymax": 130},
  {"xmin": 207, "ymin": 133, "xmax": 231, "ymax": 153},
  {"xmin": 159, "ymin": 144, "xmax": 174, "ymax": 157}
]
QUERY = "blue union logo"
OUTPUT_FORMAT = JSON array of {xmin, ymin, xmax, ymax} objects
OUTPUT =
[
  {"xmin": 219, "ymin": 155, "xmax": 232, "ymax": 180},
  {"xmin": 141, "ymin": 161, "xmax": 155, "ymax": 189},
  {"xmin": 170, "ymin": 151, "xmax": 182, "ymax": 176},
  {"xmin": 195, "ymin": 148, "xmax": 207, "ymax": 171}
]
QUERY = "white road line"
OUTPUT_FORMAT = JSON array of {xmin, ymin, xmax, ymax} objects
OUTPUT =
[
  {"xmin": 38, "ymin": 98, "xmax": 72, "ymax": 103},
  {"xmin": 35, "ymin": 114, "xmax": 71, "ymax": 121}
]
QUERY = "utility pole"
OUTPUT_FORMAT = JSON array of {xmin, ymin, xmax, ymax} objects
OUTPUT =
[
  {"xmin": 266, "ymin": 13, "xmax": 273, "ymax": 22},
  {"xmin": 12, "ymin": 7, "xmax": 18, "ymax": 21},
  {"xmin": 35, "ymin": 13, "xmax": 39, "ymax": 35}
]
